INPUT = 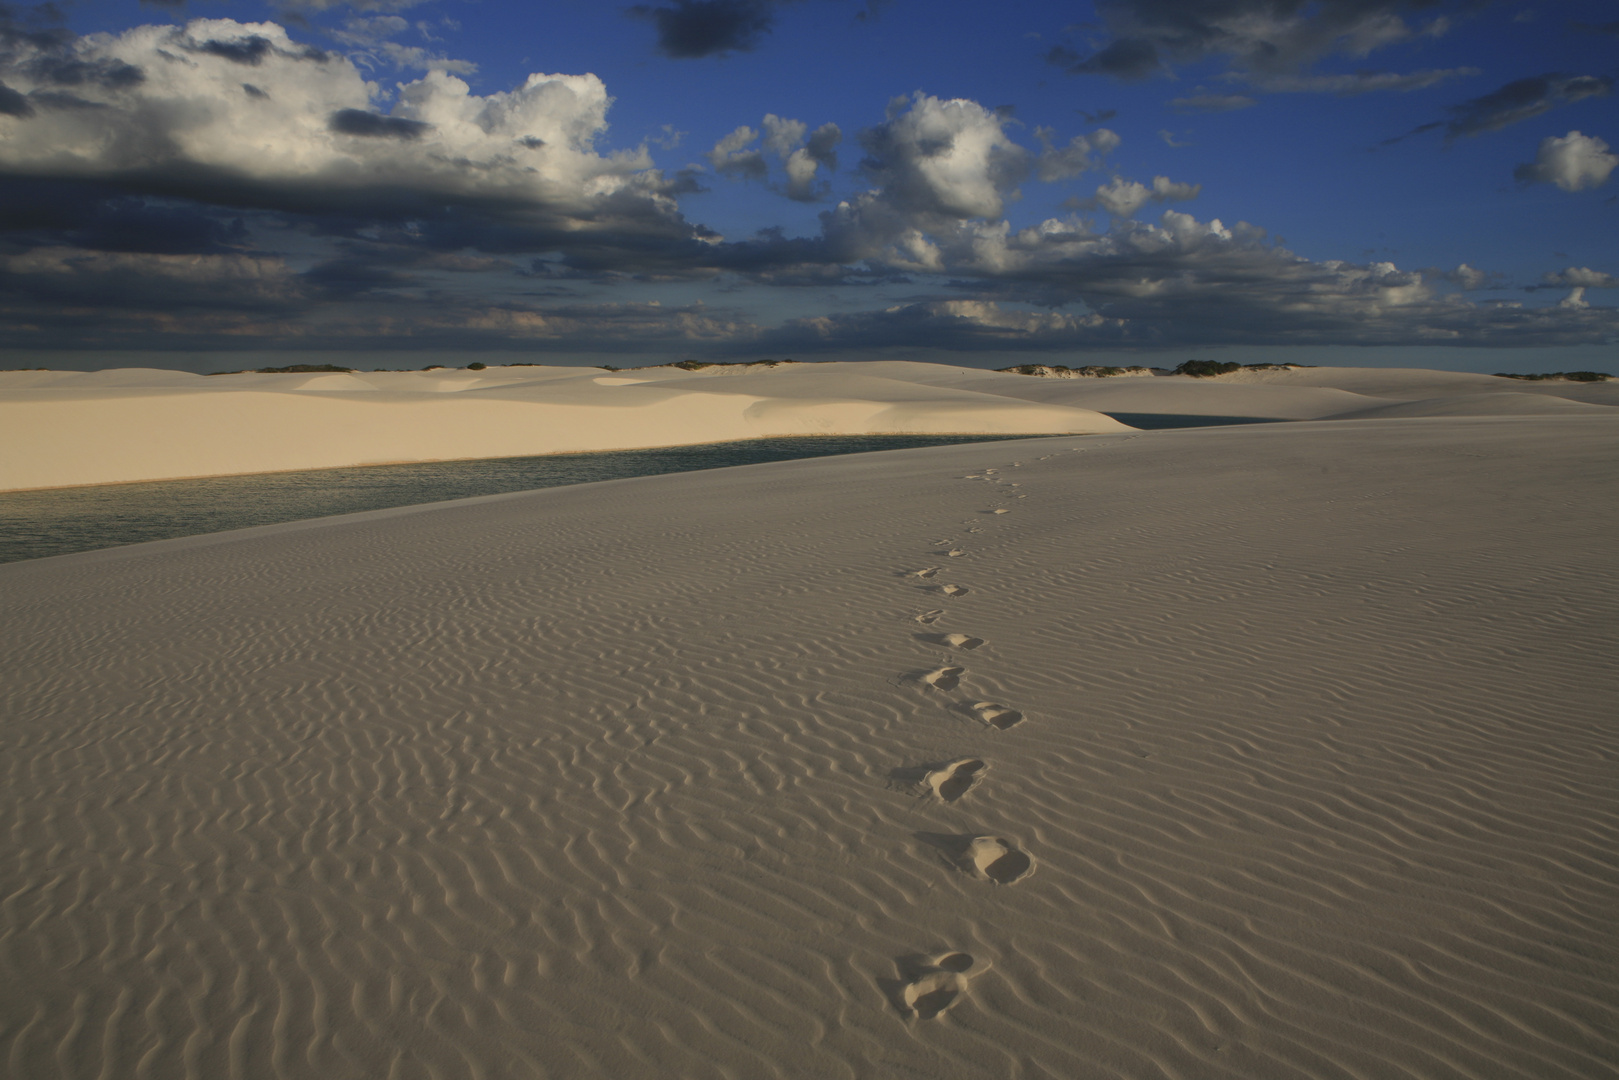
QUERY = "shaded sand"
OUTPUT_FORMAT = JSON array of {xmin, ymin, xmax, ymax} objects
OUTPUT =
[{"xmin": 2, "ymin": 415, "xmax": 1617, "ymax": 1078}]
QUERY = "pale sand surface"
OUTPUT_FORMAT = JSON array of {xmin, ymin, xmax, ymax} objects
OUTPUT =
[
  {"xmin": 4, "ymin": 361, "xmax": 1614, "ymax": 491},
  {"xmin": 2, "ymin": 413, "xmax": 1616, "ymax": 1079},
  {"xmin": 0, "ymin": 362, "xmax": 1129, "ymax": 492}
]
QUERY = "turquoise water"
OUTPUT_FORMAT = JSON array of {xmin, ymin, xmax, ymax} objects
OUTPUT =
[{"xmin": 0, "ymin": 435, "xmax": 1042, "ymax": 564}]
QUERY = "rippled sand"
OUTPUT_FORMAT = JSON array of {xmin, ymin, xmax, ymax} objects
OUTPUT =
[{"xmin": 3, "ymin": 415, "xmax": 1616, "ymax": 1078}]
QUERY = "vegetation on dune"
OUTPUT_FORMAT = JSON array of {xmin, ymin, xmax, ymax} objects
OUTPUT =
[
  {"xmin": 206, "ymin": 363, "xmax": 356, "ymax": 375},
  {"xmin": 996, "ymin": 364, "xmax": 1151, "ymax": 377},
  {"xmin": 1492, "ymin": 371, "xmax": 1612, "ymax": 382}
]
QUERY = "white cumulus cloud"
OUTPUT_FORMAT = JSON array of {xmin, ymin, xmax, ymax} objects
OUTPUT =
[
  {"xmin": 1086, "ymin": 175, "xmax": 1202, "ymax": 217},
  {"xmin": 0, "ymin": 19, "xmax": 669, "ymax": 224},
  {"xmin": 1513, "ymin": 131, "xmax": 1617, "ymax": 191}
]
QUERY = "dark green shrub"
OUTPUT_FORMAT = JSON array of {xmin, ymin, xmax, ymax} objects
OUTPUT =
[{"xmin": 1174, "ymin": 359, "xmax": 1242, "ymax": 377}]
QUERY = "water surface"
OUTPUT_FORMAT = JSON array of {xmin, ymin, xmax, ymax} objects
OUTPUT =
[{"xmin": 0, "ymin": 435, "xmax": 1039, "ymax": 564}]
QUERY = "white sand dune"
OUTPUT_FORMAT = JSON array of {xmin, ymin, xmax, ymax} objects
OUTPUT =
[
  {"xmin": 4, "ymin": 360, "xmax": 1613, "ymax": 491},
  {"xmin": 0, "ymin": 362, "xmax": 1129, "ymax": 492},
  {"xmin": 3, "ymin": 411, "xmax": 1616, "ymax": 1079}
]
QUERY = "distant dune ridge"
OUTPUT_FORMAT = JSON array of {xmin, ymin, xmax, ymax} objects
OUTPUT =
[
  {"xmin": 3, "ymin": 377, "xmax": 1617, "ymax": 1078},
  {"xmin": 1, "ymin": 360, "xmax": 1615, "ymax": 491}
]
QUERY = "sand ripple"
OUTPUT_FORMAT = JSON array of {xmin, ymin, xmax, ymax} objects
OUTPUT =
[{"xmin": 2, "ymin": 416, "xmax": 1617, "ymax": 1078}]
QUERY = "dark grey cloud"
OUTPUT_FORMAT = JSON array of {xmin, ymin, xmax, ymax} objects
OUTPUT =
[
  {"xmin": 759, "ymin": 291, "xmax": 1619, "ymax": 353},
  {"xmin": 1048, "ymin": 1, "xmax": 1464, "ymax": 81},
  {"xmin": 627, "ymin": 0, "xmax": 776, "ymax": 58},
  {"xmin": 195, "ymin": 35, "xmax": 274, "ymax": 66},
  {"xmin": 1440, "ymin": 73, "xmax": 1611, "ymax": 137},
  {"xmin": 0, "ymin": 79, "xmax": 29, "ymax": 115},
  {"xmin": 1047, "ymin": 38, "xmax": 1161, "ymax": 80},
  {"xmin": 327, "ymin": 107, "xmax": 431, "ymax": 139},
  {"xmin": 1383, "ymin": 73, "xmax": 1613, "ymax": 144}
]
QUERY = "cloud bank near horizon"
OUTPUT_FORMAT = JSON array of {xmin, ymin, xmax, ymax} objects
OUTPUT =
[{"xmin": 0, "ymin": 9, "xmax": 1613, "ymax": 359}]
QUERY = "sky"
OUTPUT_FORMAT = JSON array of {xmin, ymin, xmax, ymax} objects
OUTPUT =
[{"xmin": 0, "ymin": 0, "xmax": 1615, "ymax": 372}]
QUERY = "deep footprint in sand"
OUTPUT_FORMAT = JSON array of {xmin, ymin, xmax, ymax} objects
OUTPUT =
[
  {"xmin": 919, "ymin": 666, "xmax": 964, "ymax": 691},
  {"xmin": 940, "ymin": 549, "xmax": 966, "ymax": 558},
  {"xmin": 909, "ymin": 567, "xmax": 941, "ymax": 579},
  {"xmin": 992, "ymin": 509, "xmax": 1010, "ymax": 515},
  {"xmin": 898, "ymin": 952, "xmax": 987, "ymax": 1019},
  {"xmin": 924, "ymin": 758, "xmax": 986, "ymax": 802},
  {"xmin": 970, "ymin": 701, "xmax": 1023, "ymax": 730},
  {"xmin": 930, "ymin": 632, "xmax": 985, "ymax": 650},
  {"xmin": 959, "ymin": 836, "xmax": 1035, "ymax": 884},
  {"xmin": 914, "ymin": 609, "xmax": 945, "ymax": 625},
  {"xmin": 936, "ymin": 584, "xmax": 970, "ymax": 597}
]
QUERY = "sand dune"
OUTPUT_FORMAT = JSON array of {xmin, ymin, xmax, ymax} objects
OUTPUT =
[
  {"xmin": 5, "ymin": 361, "xmax": 1614, "ymax": 491},
  {"xmin": 3, "ymin": 413, "xmax": 1616, "ymax": 1078},
  {"xmin": 0, "ymin": 363, "xmax": 1128, "ymax": 491}
]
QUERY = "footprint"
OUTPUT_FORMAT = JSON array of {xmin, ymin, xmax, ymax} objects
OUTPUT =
[
  {"xmin": 896, "ymin": 952, "xmax": 987, "ymax": 1019},
  {"xmin": 991, "ymin": 509, "xmax": 1010, "ymax": 515},
  {"xmin": 960, "ymin": 836, "xmax": 1035, "ymax": 884},
  {"xmin": 909, "ymin": 567, "xmax": 940, "ymax": 579},
  {"xmin": 942, "ymin": 549, "xmax": 966, "ymax": 558},
  {"xmin": 917, "ymin": 833, "xmax": 1036, "ymax": 885},
  {"xmin": 924, "ymin": 758, "xmax": 986, "ymax": 802},
  {"xmin": 920, "ymin": 632, "xmax": 984, "ymax": 651},
  {"xmin": 918, "ymin": 666, "xmax": 964, "ymax": 691},
  {"xmin": 970, "ymin": 702, "xmax": 1024, "ymax": 730},
  {"xmin": 936, "ymin": 584, "xmax": 970, "ymax": 597},
  {"xmin": 914, "ymin": 609, "xmax": 945, "ymax": 625}
]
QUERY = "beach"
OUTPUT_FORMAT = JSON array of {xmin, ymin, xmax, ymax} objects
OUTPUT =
[{"xmin": 1, "ymin": 369, "xmax": 1616, "ymax": 1079}]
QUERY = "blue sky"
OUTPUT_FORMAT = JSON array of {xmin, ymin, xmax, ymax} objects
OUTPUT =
[{"xmin": 2, "ymin": 0, "xmax": 1616, "ymax": 370}]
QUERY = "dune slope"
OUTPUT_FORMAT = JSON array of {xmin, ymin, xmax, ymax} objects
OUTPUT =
[{"xmin": 2, "ymin": 415, "xmax": 1616, "ymax": 1079}]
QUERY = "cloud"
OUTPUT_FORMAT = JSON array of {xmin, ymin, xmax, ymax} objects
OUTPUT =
[
  {"xmin": 1443, "ymin": 263, "xmax": 1490, "ymax": 290},
  {"xmin": 1170, "ymin": 93, "xmax": 1256, "ymax": 113},
  {"xmin": 708, "ymin": 124, "xmax": 767, "ymax": 179},
  {"xmin": 757, "ymin": 212, "xmax": 1619, "ymax": 352},
  {"xmin": 1032, "ymin": 126, "xmax": 1119, "ymax": 181},
  {"xmin": 857, "ymin": 93, "xmax": 1030, "ymax": 222},
  {"xmin": 328, "ymin": 14, "xmax": 479, "ymax": 74},
  {"xmin": 1046, "ymin": 0, "xmax": 1458, "ymax": 82},
  {"xmin": 1082, "ymin": 175, "xmax": 1202, "ymax": 218},
  {"xmin": 1046, "ymin": 38, "xmax": 1161, "ymax": 81},
  {"xmin": 708, "ymin": 115, "xmax": 841, "ymax": 198},
  {"xmin": 1244, "ymin": 67, "xmax": 1477, "ymax": 95},
  {"xmin": 1446, "ymin": 74, "xmax": 1611, "ymax": 137},
  {"xmin": 273, "ymin": 0, "xmax": 435, "ymax": 11},
  {"xmin": 771, "ymin": 299, "xmax": 1126, "ymax": 351},
  {"xmin": 1514, "ymin": 131, "xmax": 1617, "ymax": 192},
  {"xmin": 1402, "ymin": 73, "xmax": 1613, "ymax": 142},
  {"xmin": 766, "ymin": 114, "xmax": 840, "ymax": 200},
  {"xmin": 328, "ymin": 107, "xmax": 431, "ymax": 139},
  {"xmin": 627, "ymin": 0, "xmax": 776, "ymax": 59},
  {"xmin": 0, "ymin": 19, "xmax": 694, "ymax": 244},
  {"xmin": 1540, "ymin": 267, "xmax": 1618, "ymax": 289}
]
